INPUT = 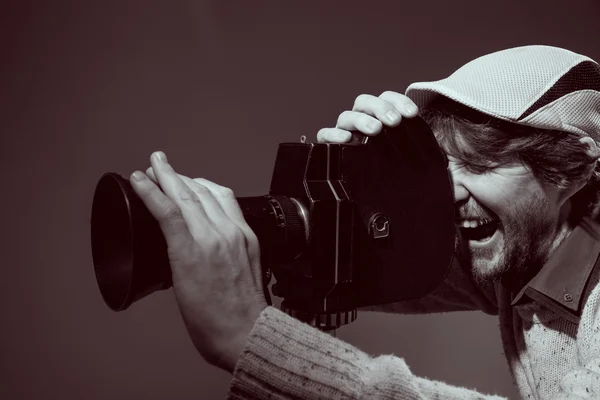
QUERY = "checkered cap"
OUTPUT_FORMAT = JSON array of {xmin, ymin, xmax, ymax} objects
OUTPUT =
[{"xmin": 406, "ymin": 45, "xmax": 600, "ymax": 141}]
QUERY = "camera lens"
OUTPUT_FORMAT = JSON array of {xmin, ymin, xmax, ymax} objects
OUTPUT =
[{"xmin": 90, "ymin": 173, "xmax": 308, "ymax": 311}]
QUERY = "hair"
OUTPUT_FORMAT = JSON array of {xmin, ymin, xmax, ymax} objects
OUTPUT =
[{"xmin": 419, "ymin": 96, "xmax": 600, "ymax": 222}]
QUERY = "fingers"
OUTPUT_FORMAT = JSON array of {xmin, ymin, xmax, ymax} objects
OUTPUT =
[
  {"xmin": 181, "ymin": 177, "xmax": 235, "ymax": 236},
  {"xmin": 148, "ymin": 166, "xmax": 240, "ymax": 229},
  {"xmin": 378, "ymin": 91, "xmax": 419, "ymax": 119},
  {"xmin": 146, "ymin": 159, "xmax": 262, "ymax": 285},
  {"xmin": 192, "ymin": 177, "xmax": 262, "ymax": 271},
  {"xmin": 316, "ymin": 128, "xmax": 352, "ymax": 143},
  {"xmin": 146, "ymin": 166, "xmax": 158, "ymax": 182},
  {"xmin": 148, "ymin": 152, "xmax": 217, "ymax": 240},
  {"xmin": 147, "ymin": 165, "xmax": 245, "ymax": 225},
  {"xmin": 146, "ymin": 165, "xmax": 262, "ymax": 284},
  {"xmin": 146, "ymin": 166, "xmax": 260, "ymax": 258},
  {"xmin": 192, "ymin": 178, "xmax": 245, "ymax": 227},
  {"xmin": 317, "ymin": 91, "xmax": 419, "ymax": 143},
  {"xmin": 352, "ymin": 92, "xmax": 418, "ymax": 126},
  {"xmin": 129, "ymin": 169, "xmax": 194, "ymax": 251},
  {"xmin": 336, "ymin": 110, "xmax": 382, "ymax": 135}
]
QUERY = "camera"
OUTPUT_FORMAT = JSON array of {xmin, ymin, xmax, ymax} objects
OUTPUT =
[{"xmin": 90, "ymin": 116, "xmax": 455, "ymax": 331}]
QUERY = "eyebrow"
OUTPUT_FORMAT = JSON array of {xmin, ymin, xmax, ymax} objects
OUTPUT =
[
  {"xmin": 441, "ymin": 140, "xmax": 487, "ymax": 163},
  {"xmin": 449, "ymin": 150, "xmax": 503, "ymax": 168}
]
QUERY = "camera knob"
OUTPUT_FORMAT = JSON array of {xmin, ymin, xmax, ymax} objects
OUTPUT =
[{"xmin": 368, "ymin": 213, "xmax": 390, "ymax": 239}]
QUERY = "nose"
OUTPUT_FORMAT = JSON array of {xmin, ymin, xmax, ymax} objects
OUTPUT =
[{"xmin": 449, "ymin": 169, "xmax": 470, "ymax": 204}]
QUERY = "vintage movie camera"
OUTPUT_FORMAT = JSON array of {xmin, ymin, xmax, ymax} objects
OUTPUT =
[{"xmin": 90, "ymin": 116, "xmax": 455, "ymax": 331}]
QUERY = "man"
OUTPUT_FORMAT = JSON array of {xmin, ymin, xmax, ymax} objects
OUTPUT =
[{"xmin": 129, "ymin": 45, "xmax": 600, "ymax": 399}]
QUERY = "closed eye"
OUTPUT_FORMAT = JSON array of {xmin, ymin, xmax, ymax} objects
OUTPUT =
[
  {"xmin": 463, "ymin": 163, "xmax": 493, "ymax": 174},
  {"xmin": 449, "ymin": 160, "xmax": 493, "ymax": 174},
  {"xmin": 447, "ymin": 155, "xmax": 502, "ymax": 175}
]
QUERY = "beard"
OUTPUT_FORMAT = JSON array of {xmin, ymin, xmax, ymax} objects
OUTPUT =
[{"xmin": 456, "ymin": 195, "xmax": 557, "ymax": 290}]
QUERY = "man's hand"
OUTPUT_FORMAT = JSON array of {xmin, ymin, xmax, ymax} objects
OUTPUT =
[
  {"xmin": 317, "ymin": 91, "xmax": 419, "ymax": 143},
  {"xmin": 129, "ymin": 151, "xmax": 268, "ymax": 373}
]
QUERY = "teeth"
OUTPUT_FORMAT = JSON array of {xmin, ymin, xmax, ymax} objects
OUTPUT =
[{"xmin": 457, "ymin": 218, "xmax": 494, "ymax": 228}]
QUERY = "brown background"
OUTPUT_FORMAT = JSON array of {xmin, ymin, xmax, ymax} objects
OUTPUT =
[{"xmin": 2, "ymin": 1, "xmax": 598, "ymax": 399}]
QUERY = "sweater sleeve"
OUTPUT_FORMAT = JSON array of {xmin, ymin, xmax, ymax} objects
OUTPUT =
[
  {"xmin": 227, "ymin": 306, "xmax": 506, "ymax": 400},
  {"xmin": 360, "ymin": 259, "xmax": 499, "ymax": 316}
]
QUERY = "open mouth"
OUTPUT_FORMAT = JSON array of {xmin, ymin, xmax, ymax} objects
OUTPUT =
[{"xmin": 457, "ymin": 218, "xmax": 500, "ymax": 242}]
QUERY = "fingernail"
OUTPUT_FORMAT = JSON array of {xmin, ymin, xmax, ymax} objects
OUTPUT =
[
  {"xmin": 153, "ymin": 151, "xmax": 167, "ymax": 163},
  {"xmin": 385, "ymin": 110, "xmax": 400, "ymax": 123},
  {"xmin": 131, "ymin": 171, "xmax": 146, "ymax": 182},
  {"xmin": 404, "ymin": 103, "xmax": 418, "ymax": 114}
]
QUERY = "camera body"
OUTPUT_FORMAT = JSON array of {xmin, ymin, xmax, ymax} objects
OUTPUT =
[{"xmin": 256, "ymin": 116, "xmax": 456, "ymax": 329}]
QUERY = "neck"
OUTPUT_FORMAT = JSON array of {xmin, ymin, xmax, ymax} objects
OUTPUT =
[{"xmin": 501, "ymin": 204, "xmax": 578, "ymax": 294}]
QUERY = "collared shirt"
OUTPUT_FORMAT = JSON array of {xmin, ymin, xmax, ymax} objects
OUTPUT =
[{"xmin": 511, "ymin": 216, "xmax": 600, "ymax": 323}]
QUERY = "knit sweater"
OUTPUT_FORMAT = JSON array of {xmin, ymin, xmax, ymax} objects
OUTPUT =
[{"xmin": 227, "ymin": 218, "xmax": 600, "ymax": 399}]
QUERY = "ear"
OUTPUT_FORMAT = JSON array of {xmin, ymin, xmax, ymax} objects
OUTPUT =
[
  {"xmin": 556, "ymin": 137, "xmax": 599, "ymax": 207},
  {"xmin": 579, "ymin": 136, "xmax": 600, "ymax": 159}
]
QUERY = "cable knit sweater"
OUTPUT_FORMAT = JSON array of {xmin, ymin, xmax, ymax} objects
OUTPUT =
[{"xmin": 227, "ymin": 219, "xmax": 600, "ymax": 399}]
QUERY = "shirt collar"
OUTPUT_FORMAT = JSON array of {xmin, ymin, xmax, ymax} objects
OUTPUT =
[{"xmin": 510, "ymin": 216, "xmax": 600, "ymax": 323}]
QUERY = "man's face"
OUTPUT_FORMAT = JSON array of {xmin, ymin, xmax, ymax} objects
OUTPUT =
[{"xmin": 444, "ymin": 137, "xmax": 571, "ymax": 287}]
